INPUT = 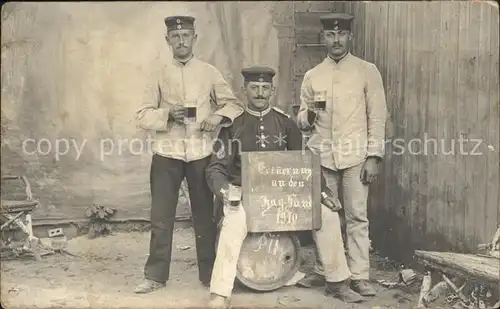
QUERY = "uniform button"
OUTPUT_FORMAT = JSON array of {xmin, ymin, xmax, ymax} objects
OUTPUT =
[
  {"xmin": 260, "ymin": 126, "xmax": 264, "ymax": 130},
  {"xmin": 260, "ymin": 118, "xmax": 263, "ymax": 121}
]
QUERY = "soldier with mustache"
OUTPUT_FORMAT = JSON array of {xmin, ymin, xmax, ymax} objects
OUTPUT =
[
  {"xmin": 205, "ymin": 66, "xmax": 364, "ymax": 308},
  {"xmin": 296, "ymin": 13, "xmax": 388, "ymax": 297},
  {"xmin": 134, "ymin": 15, "xmax": 244, "ymax": 294}
]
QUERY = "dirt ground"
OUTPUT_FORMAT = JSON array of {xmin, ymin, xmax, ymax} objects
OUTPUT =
[{"xmin": 1, "ymin": 227, "xmax": 420, "ymax": 309}]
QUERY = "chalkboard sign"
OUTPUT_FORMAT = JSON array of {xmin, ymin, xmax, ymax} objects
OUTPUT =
[{"xmin": 241, "ymin": 150, "xmax": 322, "ymax": 233}]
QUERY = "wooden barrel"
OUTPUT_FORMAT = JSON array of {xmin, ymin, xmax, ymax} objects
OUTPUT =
[{"xmin": 235, "ymin": 232, "xmax": 301, "ymax": 291}]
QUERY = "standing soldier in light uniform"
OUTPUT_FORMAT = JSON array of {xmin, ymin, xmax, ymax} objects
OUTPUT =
[
  {"xmin": 296, "ymin": 13, "xmax": 388, "ymax": 297},
  {"xmin": 206, "ymin": 66, "xmax": 364, "ymax": 308},
  {"xmin": 134, "ymin": 15, "xmax": 244, "ymax": 294}
]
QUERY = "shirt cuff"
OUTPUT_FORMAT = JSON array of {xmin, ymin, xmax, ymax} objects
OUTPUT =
[
  {"xmin": 217, "ymin": 116, "xmax": 232, "ymax": 127},
  {"xmin": 214, "ymin": 105, "xmax": 244, "ymax": 127}
]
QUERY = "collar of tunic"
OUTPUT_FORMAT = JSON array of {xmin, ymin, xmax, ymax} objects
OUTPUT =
[
  {"xmin": 245, "ymin": 105, "xmax": 271, "ymax": 117},
  {"xmin": 325, "ymin": 52, "xmax": 352, "ymax": 66},
  {"xmin": 171, "ymin": 54, "xmax": 195, "ymax": 67}
]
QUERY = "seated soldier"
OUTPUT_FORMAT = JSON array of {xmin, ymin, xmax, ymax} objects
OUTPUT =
[{"xmin": 205, "ymin": 66, "xmax": 364, "ymax": 308}]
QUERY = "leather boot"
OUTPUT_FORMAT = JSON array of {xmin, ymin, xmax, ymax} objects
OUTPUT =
[
  {"xmin": 351, "ymin": 279, "xmax": 377, "ymax": 296},
  {"xmin": 134, "ymin": 279, "xmax": 166, "ymax": 294},
  {"xmin": 325, "ymin": 281, "xmax": 364, "ymax": 303},
  {"xmin": 297, "ymin": 272, "xmax": 325, "ymax": 288}
]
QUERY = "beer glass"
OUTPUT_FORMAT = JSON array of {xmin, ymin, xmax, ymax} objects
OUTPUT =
[
  {"xmin": 228, "ymin": 185, "xmax": 242, "ymax": 206},
  {"xmin": 183, "ymin": 101, "xmax": 197, "ymax": 124},
  {"xmin": 313, "ymin": 90, "xmax": 327, "ymax": 112}
]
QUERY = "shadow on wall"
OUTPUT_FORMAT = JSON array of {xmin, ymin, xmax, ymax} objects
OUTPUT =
[{"xmin": 1, "ymin": 2, "xmax": 280, "ymax": 221}]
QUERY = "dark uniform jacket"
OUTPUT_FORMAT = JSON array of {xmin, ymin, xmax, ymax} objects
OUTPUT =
[{"xmin": 205, "ymin": 105, "xmax": 332, "ymax": 217}]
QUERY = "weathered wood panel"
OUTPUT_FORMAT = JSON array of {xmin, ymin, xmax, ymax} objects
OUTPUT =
[
  {"xmin": 433, "ymin": 2, "xmax": 452, "ymax": 252},
  {"xmin": 351, "ymin": 1, "xmax": 499, "ymax": 261},
  {"xmin": 292, "ymin": 1, "xmax": 499, "ymax": 261},
  {"xmin": 295, "ymin": 11, "xmax": 326, "ymax": 32},
  {"xmin": 271, "ymin": 1, "xmax": 295, "ymax": 113},
  {"xmin": 476, "ymin": 1, "xmax": 498, "ymax": 246},
  {"xmin": 295, "ymin": 32, "xmax": 322, "ymax": 45},
  {"xmin": 486, "ymin": 1, "xmax": 500, "ymax": 240},
  {"xmin": 293, "ymin": 45, "xmax": 327, "ymax": 77},
  {"xmin": 294, "ymin": 1, "xmax": 337, "ymax": 13}
]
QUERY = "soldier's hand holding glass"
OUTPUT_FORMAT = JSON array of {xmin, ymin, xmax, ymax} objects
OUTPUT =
[
  {"xmin": 169, "ymin": 104, "xmax": 186, "ymax": 124},
  {"xmin": 221, "ymin": 184, "xmax": 241, "ymax": 207}
]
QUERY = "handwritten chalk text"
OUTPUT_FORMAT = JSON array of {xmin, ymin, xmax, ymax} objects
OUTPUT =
[
  {"xmin": 260, "ymin": 194, "xmax": 312, "ymax": 216},
  {"xmin": 257, "ymin": 163, "xmax": 312, "ymax": 180},
  {"xmin": 254, "ymin": 233, "xmax": 281, "ymax": 255},
  {"xmin": 271, "ymin": 176, "xmax": 306, "ymax": 188},
  {"xmin": 276, "ymin": 208, "xmax": 298, "ymax": 225}
]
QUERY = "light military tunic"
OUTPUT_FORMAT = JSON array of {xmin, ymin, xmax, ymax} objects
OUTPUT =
[
  {"xmin": 297, "ymin": 53, "xmax": 387, "ymax": 171},
  {"xmin": 136, "ymin": 56, "xmax": 244, "ymax": 162}
]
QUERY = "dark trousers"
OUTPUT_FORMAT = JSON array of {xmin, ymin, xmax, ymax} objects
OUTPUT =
[{"xmin": 144, "ymin": 154, "xmax": 216, "ymax": 284}]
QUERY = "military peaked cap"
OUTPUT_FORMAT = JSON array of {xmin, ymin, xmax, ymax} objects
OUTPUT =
[
  {"xmin": 320, "ymin": 13, "xmax": 354, "ymax": 31},
  {"xmin": 241, "ymin": 66, "xmax": 276, "ymax": 83},
  {"xmin": 164, "ymin": 15, "xmax": 195, "ymax": 31}
]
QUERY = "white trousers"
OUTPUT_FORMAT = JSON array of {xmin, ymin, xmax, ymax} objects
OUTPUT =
[
  {"xmin": 322, "ymin": 163, "xmax": 370, "ymax": 280},
  {"xmin": 209, "ymin": 202, "xmax": 351, "ymax": 298}
]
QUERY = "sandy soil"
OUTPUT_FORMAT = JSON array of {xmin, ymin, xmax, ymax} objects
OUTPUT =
[{"xmin": 1, "ymin": 228, "xmax": 419, "ymax": 309}]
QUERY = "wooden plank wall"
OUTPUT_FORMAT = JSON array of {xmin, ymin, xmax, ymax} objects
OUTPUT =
[
  {"xmin": 293, "ymin": 1, "xmax": 335, "ymax": 109},
  {"xmin": 292, "ymin": 1, "xmax": 499, "ymax": 262},
  {"xmin": 271, "ymin": 1, "xmax": 296, "ymax": 113}
]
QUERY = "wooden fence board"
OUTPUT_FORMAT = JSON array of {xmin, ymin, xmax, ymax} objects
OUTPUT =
[
  {"xmin": 293, "ymin": 45, "xmax": 327, "ymax": 76},
  {"xmin": 474, "ymin": 2, "xmax": 491, "ymax": 246},
  {"xmin": 486, "ymin": 3, "xmax": 500, "ymax": 236}
]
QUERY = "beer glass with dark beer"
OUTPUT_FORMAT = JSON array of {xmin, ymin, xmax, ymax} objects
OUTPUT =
[
  {"xmin": 314, "ymin": 90, "xmax": 327, "ymax": 112},
  {"xmin": 183, "ymin": 101, "xmax": 197, "ymax": 124},
  {"xmin": 228, "ymin": 185, "xmax": 242, "ymax": 207}
]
